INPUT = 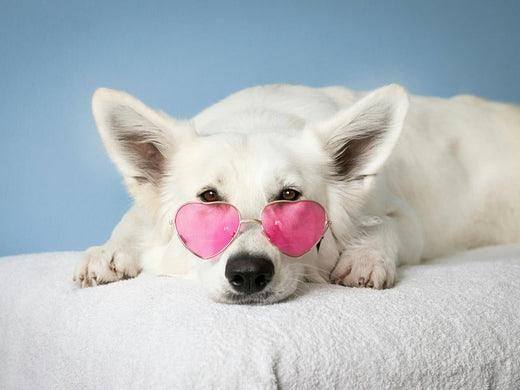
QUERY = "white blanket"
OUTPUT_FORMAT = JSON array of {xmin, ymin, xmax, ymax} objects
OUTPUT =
[{"xmin": 1, "ymin": 246, "xmax": 520, "ymax": 389}]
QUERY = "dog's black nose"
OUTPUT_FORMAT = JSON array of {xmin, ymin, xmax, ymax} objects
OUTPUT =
[{"xmin": 225, "ymin": 254, "xmax": 274, "ymax": 294}]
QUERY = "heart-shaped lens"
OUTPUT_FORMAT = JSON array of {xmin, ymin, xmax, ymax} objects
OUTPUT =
[
  {"xmin": 261, "ymin": 200, "xmax": 327, "ymax": 257},
  {"xmin": 174, "ymin": 203, "xmax": 240, "ymax": 259}
]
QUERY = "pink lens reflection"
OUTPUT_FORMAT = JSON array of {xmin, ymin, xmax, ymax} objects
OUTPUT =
[
  {"xmin": 261, "ymin": 201, "xmax": 327, "ymax": 257},
  {"xmin": 174, "ymin": 203, "xmax": 240, "ymax": 259}
]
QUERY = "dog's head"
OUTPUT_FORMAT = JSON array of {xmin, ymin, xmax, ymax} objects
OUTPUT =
[{"xmin": 92, "ymin": 85, "xmax": 408, "ymax": 304}]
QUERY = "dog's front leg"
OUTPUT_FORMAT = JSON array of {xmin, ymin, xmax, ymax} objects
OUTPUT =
[
  {"xmin": 330, "ymin": 216, "xmax": 401, "ymax": 289},
  {"xmin": 73, "ymin": 206, "xmax": 143, "ymax": 288}
]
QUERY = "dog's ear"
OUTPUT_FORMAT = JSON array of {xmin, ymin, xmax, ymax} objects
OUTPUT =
[
  {"xmin": 309, "ymin": 84, "xmax": 409, "ymax": 180},
  {"xmin": 92, "ymin": 88, "xmax": 195, "ymax": 198}
]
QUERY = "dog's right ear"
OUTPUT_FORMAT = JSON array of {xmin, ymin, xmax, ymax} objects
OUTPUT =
[
  {"xmin": 307, "ymin": 84, "xmax": 409, "ymax": 181},
  {"xmin": 92, "ymin": 88, "xmax": 195, "ymax": 199}
]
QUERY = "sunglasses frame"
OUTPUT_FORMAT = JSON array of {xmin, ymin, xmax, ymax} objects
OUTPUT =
[{"xmin": 172, "ymin": 199, "xmax": 330, "ymax": 260}]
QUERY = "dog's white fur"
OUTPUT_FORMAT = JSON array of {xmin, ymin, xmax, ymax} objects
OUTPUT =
[{"xmin": 74, "ymin": 84, "xmax": 520, "ymax": 304}]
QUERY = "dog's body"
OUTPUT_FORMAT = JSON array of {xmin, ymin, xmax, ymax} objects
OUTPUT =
[{"xmin": 74, "ymin": 84, "xmax": 520, "ymax": 303}]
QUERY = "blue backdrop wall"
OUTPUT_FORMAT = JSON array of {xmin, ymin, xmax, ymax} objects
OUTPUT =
[{"xmin": 1, "ymin": 0, "xmax": 519, "ymax": 256}]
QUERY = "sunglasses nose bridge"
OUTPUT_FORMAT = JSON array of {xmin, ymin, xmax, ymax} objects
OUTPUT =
[
  {"xmin": 239, "ymin": 218, "xmax": 262, "ymax": 226},
  {"xmin": 238, "ymin": 218, "xmax": 262, "ymax": 232}
]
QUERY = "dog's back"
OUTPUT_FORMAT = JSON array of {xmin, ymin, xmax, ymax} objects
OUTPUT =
[{"xmin": 387, "ymin": 93, "xmax": 520, "ymax": 258}]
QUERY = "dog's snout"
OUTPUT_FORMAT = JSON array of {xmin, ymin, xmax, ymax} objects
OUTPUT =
[{"xmin": 225, "ymin": 254, "xmax": 274, "ymax": 294}]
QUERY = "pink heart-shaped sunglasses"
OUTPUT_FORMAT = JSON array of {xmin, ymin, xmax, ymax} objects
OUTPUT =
[{"xmin": 173, "ymin": 200, "xmax": 330, "ymax": 259}]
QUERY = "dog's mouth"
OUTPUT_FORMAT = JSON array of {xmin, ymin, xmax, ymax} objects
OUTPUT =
[
  {"xmin": 221, "ymin": 290, "xmax": 277, "ymax": 305},
  {"xmin": 218, "ymin": 282, "xmax": 300, "ymax": 305}
]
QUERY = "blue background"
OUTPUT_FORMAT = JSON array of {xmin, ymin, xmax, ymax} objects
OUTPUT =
[{"xmin": 1, "ymin": 0, "xmax": 519, "ymax": 256}]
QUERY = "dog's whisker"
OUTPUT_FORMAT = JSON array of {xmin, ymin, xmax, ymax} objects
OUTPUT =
[{"xmin": 301, "ymin": 264, "xmax": 332, "ymax": 275}]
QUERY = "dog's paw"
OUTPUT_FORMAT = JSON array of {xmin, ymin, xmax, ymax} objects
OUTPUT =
[
  {"xmin": 73, "ymin": 244, "xmax": 141, "ymax": 288},
  {"xmin": 330, "ymin": 247, "xmax": 396, "ymax": 289}
]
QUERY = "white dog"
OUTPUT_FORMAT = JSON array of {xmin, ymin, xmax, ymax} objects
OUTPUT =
[{"xmin": 74, "ymin": 84, "xmax": 520, "ymax": 304}]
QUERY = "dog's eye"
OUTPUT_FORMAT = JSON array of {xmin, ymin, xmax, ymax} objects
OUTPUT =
[
  {"xmin": 199, "ymin": 189, "xmax": 221, "ymax": 202},
  {"xmin": 279, "ymin": 189, "xmax": 301, "ymax": 201}
]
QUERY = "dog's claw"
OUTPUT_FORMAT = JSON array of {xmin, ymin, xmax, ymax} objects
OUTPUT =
[
  {"xmin": 74, "ymin": 245, "xmax": 141, "ymax": 289},
  {"xmin": 330, "ymin": 247, "xmax": 396, "ymax": 290}
]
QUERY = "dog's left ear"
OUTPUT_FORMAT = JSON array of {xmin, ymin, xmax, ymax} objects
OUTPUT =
[{"xmin": 308, "ymin": 84, "xmax": 409, "ymax": 180}]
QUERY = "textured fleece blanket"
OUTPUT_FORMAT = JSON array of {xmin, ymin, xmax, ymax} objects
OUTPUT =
[{"xmin": 1, "ymin": 246, "xmax": 520, "ymax": 389}]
